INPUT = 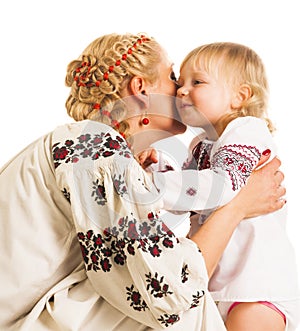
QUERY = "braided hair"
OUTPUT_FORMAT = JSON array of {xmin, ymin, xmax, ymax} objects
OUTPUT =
[{"xmin": 65, "ymin": 33, "xmax": 162, "ymax": 138}]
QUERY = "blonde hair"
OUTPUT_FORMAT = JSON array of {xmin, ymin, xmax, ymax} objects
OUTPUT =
[
  {"xmin": 181, "ymin": 42, "xmax": 275, "ymax": 133},
  {"xmin": 65, "ymin": 33, "xmax": 162, "ymax": 138}
]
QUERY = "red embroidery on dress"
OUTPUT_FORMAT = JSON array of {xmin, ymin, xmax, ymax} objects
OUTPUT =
[
  {"xmin": 126, "ymin": 284, "xmax": 149, "ymax": 311},
  {"xmin": 77, "ymin": 215, "xmax": 177, "ymax": 272},
  {"xmin": 211, "ymin": 144, "xmax": 260, "ymax": 191},
  {"xmin": 146, "ymin": 271, "xmax": 173, "ymax": 297},
  {"xmin": 192, "ymin": 140, "xmax": 213, "ymax": 170},
  {"xmin": 186, "ymin": 187, "xmax": 197, "ymax": 196},
  {"xmin": 52, "ymin": 132, "xmax": 131, "ymax": 168},
  {"xmin": 158, "ymin": 314, "xmax": 180, "ymax": 327},
  {"xmin": 190, "ymin": 290, "xmax": 205, "ymax": 309},
  {"xmin": 92, "ymin": 179, "xmax": 107, "ymax": 205}
]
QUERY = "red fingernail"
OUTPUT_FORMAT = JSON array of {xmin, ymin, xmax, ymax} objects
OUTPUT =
[{"xmin": 262, "ymin": 149, "xmax": 271, "ymax": 156}]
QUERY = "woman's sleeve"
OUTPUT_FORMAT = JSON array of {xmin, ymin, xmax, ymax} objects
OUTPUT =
[
  {"xmin": 52, "ymin": 123, "xmax": 210, "ymax": 329},
  {"xmin": 152, "ymin": 117, "xmax": 276, "ymax": 213}
]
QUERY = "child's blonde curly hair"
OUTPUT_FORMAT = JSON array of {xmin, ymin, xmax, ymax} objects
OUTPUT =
[{"xmin": 181, "ymin": 42, "xmax": 275, "ymax": 133}]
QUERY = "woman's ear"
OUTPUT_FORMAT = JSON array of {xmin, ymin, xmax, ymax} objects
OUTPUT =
[
  {"xmin": 231, "ymin": 84, "xmax": 252, "ymax": 109},
  {"xmin": 129, "ymin": 76, "xmax": 149, "ymax": 108}
]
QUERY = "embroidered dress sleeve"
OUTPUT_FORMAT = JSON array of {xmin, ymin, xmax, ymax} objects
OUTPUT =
[
  {"xmin": 52, "ymin": 121, "xmax": 210, "ymax": 329},
  {"xmin": 152, "ymin": 117, "xmax": 276, "ymax": 213}
]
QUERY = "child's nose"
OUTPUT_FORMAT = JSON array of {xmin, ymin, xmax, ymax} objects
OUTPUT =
[{"xmin": 177, "ymin": 86, "xmax": 189, "ymax": 96}]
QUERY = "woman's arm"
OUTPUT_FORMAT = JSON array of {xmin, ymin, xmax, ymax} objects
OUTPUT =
[{"xmin": 190, "ymin": 157, "xmax": 285, "ymax": 277}]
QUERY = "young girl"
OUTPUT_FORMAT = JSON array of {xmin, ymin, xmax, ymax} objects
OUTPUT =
[{"xmin": 172, "ymin": 42, "xmax": 300, "ymax": 331}]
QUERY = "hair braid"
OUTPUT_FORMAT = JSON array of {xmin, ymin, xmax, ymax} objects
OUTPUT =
[{"xmin": 65, "ymin": 33, "xmax": 161, "ymax": 138}]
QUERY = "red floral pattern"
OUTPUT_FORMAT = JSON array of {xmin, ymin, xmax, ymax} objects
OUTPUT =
[
  {"xmin": 126, "ymin": 284, "xmax": 149, "ymax": 311},
  {"xmin": 190, "ymin": 290, "xmax": 205, "ymax": 309},
  {"xmin": 145, "ymin": 271, "xmax": 173, "ymax": 298},
  {"xmin": 77, "ymin": 214, "xmax": 177, "ymax": 272},
  {"xmin": 158, "ymin": 313, "xmax": 180, "ymax": 327},
  {"xmin": 52, "ymin": 132, "xmax": 131, "ymax": 168}
]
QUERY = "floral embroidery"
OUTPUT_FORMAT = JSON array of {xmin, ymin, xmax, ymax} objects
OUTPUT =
[
  {"xmin": 52, "ymin": 132, "xmax": 131, "ymax": 168},
  {"xmin": 181, "ymin": 264, "xmax": 189, "ymax": 283},
  {"xmin": 145, "ymin": 272, "xmax": 173, "ymax": 298},
  {"xmin": 77, "ymin": 214, "xmax": 177, "ymax": 273},
  {"xmin": 211, "ymin": 144, "xmax": 260, "ymax": 191},
  {"xmin": 112, "ymin": 174, "xmax": 127, "ymax": 196},
  {"xmin": 91, "ymin": 179, "xmax": 107, "ymax": 205},
  {"xmin": 126, "ymin": 284, "xmax": 149, "ymax": 311},
  {"xmin": 158, "ymin": 314, "xmax": 180, "ymax": 327},
  {"xmin": 190, "ymin": 290, "xmax": 205, "ymax": 309},
  {"xmin": 61, "ymin": 188, "xmax": 70, "ymax": 202}
]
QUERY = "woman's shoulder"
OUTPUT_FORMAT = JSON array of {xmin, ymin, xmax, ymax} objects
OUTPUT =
[{"xmin": 51, "ymin": 120, "xmax": 131, "ymax": 169}]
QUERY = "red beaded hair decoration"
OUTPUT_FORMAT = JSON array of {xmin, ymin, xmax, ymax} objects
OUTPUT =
[
  {"xmin": 73, "ymin": 34, "xmax": 150, "ymax": 88},
  {"xmin": 93, "ymin": 103, "xmax": 120, "ymax": 129},
  {"xmin": 73, "ymin": 34, "xmax": 150, "ymax": 135}
]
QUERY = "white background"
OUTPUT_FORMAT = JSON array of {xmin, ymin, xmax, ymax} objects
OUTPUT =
[{"xmin": 1, "ymin": 0, "xmax": 299, "ymax": 320}]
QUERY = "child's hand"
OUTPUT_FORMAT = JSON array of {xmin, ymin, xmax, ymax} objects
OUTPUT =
[{"xmin": 136, "ymin": 148, "xmax": 158, "ymax": 169}]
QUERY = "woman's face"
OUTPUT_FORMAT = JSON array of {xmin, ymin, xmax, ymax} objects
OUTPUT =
[{"xmin": 146, "ymin": 48, "xmax": 183, "ymax": 131}]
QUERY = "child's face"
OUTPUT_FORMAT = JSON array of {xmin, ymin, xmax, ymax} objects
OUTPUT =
[{"xmin": 176, "ymin": 59, "xmax": 234, "ymax": 130}]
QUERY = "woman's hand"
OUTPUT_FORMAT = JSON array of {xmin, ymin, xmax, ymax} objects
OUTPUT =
[{"xmin": 190, "ymin": 155, "xmax": 285, "ymax": 277}]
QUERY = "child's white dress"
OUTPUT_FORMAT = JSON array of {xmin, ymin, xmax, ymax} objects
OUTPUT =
[{"xmin": 151, "ymin": 117, "xmax": 300, "ymax": 331}]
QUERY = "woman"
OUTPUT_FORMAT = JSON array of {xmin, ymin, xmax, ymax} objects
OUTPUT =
[{"xmin": 0, "ymin": 33, "xmax": 285, "ymax": 331}]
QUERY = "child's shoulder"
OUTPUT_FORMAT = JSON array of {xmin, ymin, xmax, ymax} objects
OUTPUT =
[
  {"xmin": 227, "ymin": 116, "xmax": 267, "ymax": 128},
  {"xmin": 218, "ymin": 116, "xmax": 274, "ymax": 150},
  {"xmin": 223, "ymin": 116, "xmax": 270, "ymax": 136}
]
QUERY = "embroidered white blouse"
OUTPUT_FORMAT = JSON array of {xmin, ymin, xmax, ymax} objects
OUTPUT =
[
  {"xmin": 151, "ymin": 116, "xmax": 300, "ymax": 303},
  {"xmin": 0, "ymin": 120, "xmax": 226, "ymax": 331}
]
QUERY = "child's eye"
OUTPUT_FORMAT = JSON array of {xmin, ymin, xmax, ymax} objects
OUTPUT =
[{"xmin": 193, "ymin": 80, "xmax": 203, "ymax": 85}]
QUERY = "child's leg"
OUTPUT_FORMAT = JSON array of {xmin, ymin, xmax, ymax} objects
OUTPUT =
[{"xmin": 225, "ymin": 302, "xmax": 285, "ymax": 331}]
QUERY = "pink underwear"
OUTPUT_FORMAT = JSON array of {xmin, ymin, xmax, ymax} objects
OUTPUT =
[{"xmin": 228, "ymin": 301, "xmax": 286, "ymax": 324}]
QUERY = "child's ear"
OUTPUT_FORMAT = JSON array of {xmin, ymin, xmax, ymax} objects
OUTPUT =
[{"xmin": 231, "ymin": 84, "xmax": 252, "ymax": 109}]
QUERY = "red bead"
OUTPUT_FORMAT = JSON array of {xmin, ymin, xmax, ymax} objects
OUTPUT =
[
  {"xmin": 127, "ymin": 48, "xmax": 132, "ymax": 54},
  {"xmin": 103, "ymin": 72, "xmax": 109, "ymax": 80},
  {"xmin": 115, "ymin": 60, "xmax": 121, "ymax": 66},
  {"xmin": 142, "ymin": 117, "xmax": 149, "ymax": 125},
  {"xmin": 122, "ymin": 54, "xmax": 127, "ymax": 60},
  {"xmin": 109, "ymin": 65, "xmax": 114, "ymax": 72}
]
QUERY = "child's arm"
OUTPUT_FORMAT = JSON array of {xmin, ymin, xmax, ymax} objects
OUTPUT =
[{"xmin": 152, "ymin": 117, "xmax": 276, "ymax": 214}]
